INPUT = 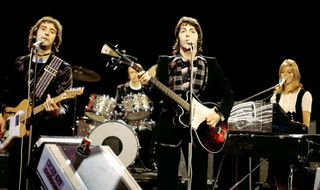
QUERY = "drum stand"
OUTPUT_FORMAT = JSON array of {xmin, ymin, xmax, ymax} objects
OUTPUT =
[
  {"xmin": 130, "ymin": 155, "xmax": 148, "ymax": 172},
  {"xmin": 72, "ymin": 81, "xmax": 80, "ymax": 136}
]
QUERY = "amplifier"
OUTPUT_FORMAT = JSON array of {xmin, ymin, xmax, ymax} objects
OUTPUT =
[{"xmin": 36, "ymin": 143, "xmax": 141, "ymax": 190}]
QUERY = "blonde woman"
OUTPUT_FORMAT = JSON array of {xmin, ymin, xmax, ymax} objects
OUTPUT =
[{"xmin": 268, "ymin": 58, "xmax": 313, "ymax": 190}]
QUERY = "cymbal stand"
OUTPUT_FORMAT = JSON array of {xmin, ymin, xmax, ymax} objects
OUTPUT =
[{"xmin": 72, "ymin": 80, "xmax": 79, "ymax": 136}]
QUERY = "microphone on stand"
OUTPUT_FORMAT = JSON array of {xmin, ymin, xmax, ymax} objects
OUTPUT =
[
  {"xmin": 277, "ymin": 77, "xmax": 286, "ymax": 88},
  {"xmin": 32, "ymin": 40, "xmax": 43, "ymax": 48},
  {"xmin": 239, "ymin": 77, "xmax": 287, "ymax": 103},
  {"xmin": 188, "ymin": 42, "xmax": 194, "ymax": 53}
]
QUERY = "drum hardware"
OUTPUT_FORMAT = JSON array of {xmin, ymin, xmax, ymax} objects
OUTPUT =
[
  {"xmin": 75, "ymin": 116, "xmax": 101, "ymax": 137},
  {"xmin": 85, "ymin": 94, "xmax": 116, "ymax": 123},
  {"xmin": 126, "ymin": 118, "xmax": 156, "ymax": 131}
]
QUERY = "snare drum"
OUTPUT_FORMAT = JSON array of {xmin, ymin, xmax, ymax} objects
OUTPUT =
[
  {"xmin": 88, "ymin": 120, "xmax": 140, "ymax": 167},
  {"xmin": 85, "ymin": 94, "xmax": 116, "ymax": 122},
  {"xmin": 121, "ymin": 93, "xmax": 152, "ymax": 120}
]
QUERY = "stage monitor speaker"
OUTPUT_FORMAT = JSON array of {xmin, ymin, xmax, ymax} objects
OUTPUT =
[
  {"xmin": 35, "ymin": 136, "xmax": 84, "ymax": 148},
  {"xmin": 314, "ymin": 167, "xmax": 320, "ymax": 190},
  {"xmin": 36, "ymin": 143, "xmax": 141, "ymax": 190}
]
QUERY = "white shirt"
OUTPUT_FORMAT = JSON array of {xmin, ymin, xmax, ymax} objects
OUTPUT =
[{"xmin": 270, "ymin": 88, "xmax": 312, "ymax": 113}]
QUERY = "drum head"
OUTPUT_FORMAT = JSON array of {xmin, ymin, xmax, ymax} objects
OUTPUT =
[{"xmin": 88, "ymin": 121, "xmax": 140, "ymax": 167}]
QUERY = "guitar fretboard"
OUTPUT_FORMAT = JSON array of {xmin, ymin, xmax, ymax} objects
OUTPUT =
[{"xmin": 150, "ymin": 77, "xmax": 190, "ymax": 111}]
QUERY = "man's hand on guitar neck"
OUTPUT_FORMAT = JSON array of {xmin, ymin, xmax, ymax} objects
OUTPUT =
[
  {"xmin": 139, "ymin": 70, "xmax": 152, "ymax": 86},
  {"xmin": 43, "ymin": 94, "xmax": 61, "ymax": 118}
]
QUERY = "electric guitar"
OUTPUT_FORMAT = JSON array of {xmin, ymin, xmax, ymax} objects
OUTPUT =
[
  {"xmin": 101, "ymin": 43, "xmax": 227, "ymax": 153},
  {"xmin": 0, "ymin": 87, "xmax": 84, "ymax": 151}
]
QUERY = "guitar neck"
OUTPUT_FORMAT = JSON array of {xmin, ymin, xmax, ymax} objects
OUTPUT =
[
  {"xmin": 150, "ymin": 77, "xmax": 190, "ymax": 111},
  {"xmin": 101, "ymin": 45, "xmax": 190, "ymax": 112},
  {"xmin": 33, "ymin": 95, "xmax": 63, "ymax": 115}
]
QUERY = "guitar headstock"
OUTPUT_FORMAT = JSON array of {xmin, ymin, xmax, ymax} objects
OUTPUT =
[
  {"xmin": 62, "ymin": 87, "xmax": 84, "ymax": 100},
  {"xmin": 101, "ymin": 43, "xmax": 144, "ymax": 73},
  {"xmin": 101, "ymin": 43, "xmax": 121, "ymax": 58}
]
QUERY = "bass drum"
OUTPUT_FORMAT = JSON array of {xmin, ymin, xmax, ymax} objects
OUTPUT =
[{"xmin": 88, "ymin": 120, "xmax": 140, "ymax": 167}]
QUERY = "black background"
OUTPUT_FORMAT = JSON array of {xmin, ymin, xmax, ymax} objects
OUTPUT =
[{"xmin": 1, "ymin": 2, "xmax": 319, "ymax": 125}]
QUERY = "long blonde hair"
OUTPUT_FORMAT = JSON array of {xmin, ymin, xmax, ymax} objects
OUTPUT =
[{"xmin": 275, "ymin": 59, "xmax": 303, "ymax": 93}]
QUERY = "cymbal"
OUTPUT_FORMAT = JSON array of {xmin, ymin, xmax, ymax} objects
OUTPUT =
[{"xmin": 72, "ymin": 66, "xmax": 101, "ymax": 82}]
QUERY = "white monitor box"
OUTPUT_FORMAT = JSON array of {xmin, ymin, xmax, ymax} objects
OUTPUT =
[{"xmin": 36, "ymin": 143, "xmax": 141, "ymax": 190}]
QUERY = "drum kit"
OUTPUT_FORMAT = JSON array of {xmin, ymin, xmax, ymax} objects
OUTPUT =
[{"xmin": 72, "ymin": 65, "xmax": 156, "ymax": 170}]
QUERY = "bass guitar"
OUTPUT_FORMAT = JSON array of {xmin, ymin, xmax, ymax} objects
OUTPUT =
[
  {"xmin": 101, "ymin": 43, "xmax": 227, "ymax": 153},
  {"xmin": 0, "ymin": 87, "xmax": 84, "ymax": 151}
]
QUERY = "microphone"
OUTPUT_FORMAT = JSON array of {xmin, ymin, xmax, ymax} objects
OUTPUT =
[
  {"xmin": 278, "ymin": 77, "xmax": 287, "ymax": 87},
  {"xmin": 32, "ymin": 41, "xmax": 43, "ymax": 48},
  {"xmin": 188, "ymin": 42, "xmax": 194, "ymax": 52}
]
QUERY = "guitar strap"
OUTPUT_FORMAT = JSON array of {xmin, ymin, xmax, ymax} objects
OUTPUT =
[{"xmin": 35, "ymin": 55, "xmax": 64, "ymax": 98}]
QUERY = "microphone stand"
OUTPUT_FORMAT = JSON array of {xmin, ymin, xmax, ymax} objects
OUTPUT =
[
  {"xmin": 187, "ymin": 44, "xmax": 195, "ymax": 190},
  {"xmin": 25, "ymin": 47, "xmax": 39, "ymax": 190},
  {"xmin": 238, "ymin": 82, "xmax": 280, "ymax": 104}
]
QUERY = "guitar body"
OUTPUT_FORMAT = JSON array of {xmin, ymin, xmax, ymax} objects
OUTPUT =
[
  {"xmin": 3, "ymin": 99, "xmax": 30, "ymax": 135},
  {"xmin": 1, "ymin": 110, "xmax": 27, "ymax": 151},
  {"xmin": 4, "ymin": 99, "xmax": 31, "ymax": 122},
  {"xmin": 174, "ymin": 95, "xmax": 228, "ymax": 153},
  {"xmin": 0, "ymin": 87, "xmax": 84, "ymax": 151},
  {"xmin": 196, "ymin": 120, "xmax": 228, "ymax": 153}
]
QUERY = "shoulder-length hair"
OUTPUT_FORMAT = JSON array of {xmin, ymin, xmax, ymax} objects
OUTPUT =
[
  {"xmin": 172, "ymin": 16, "xmax": 203, "ymax": 55},
  {"xmin": 28, "ymin": 16, "xmax": 63, "ymax": 53},
  {"xmin": 277, "ymin": 59, "xmax": 303, "ymax": 93}
]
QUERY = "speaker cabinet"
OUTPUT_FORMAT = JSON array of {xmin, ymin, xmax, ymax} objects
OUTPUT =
[
  {"xmin": 36, "ymin": 143, "xmax": 141, "ymax": 190},
  {"xmin": 315, "ymin": 167, "xmax": 320, "ymax": 190},
  {"xmin": 0, "ymin": 151, "xmax": 8, "ymax": 188}
]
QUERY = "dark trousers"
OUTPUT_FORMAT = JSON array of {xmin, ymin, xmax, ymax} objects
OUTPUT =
[{"xmin": 156, "ymin": 141, "xmax": 208, "ymax": 190}]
